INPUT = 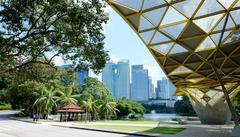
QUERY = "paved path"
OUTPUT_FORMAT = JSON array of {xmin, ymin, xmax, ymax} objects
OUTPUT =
[
  {"xmin": 0, "ymin": 111, "xmax": 138, "ymax": 137},
  {"xmin": 167, "ymin": 125, "xmax": 232, "ymax": 137}
]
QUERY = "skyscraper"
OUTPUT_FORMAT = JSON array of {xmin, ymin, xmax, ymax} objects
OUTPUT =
[
  {"xmin": 155, "ymin": 80, "xmax": 163, "ymax": 99},
  {"xmin": 76, "ymin": 70, "xmax": 89, "ymax": 84},
  {"xmin": 102, "ymin": 60, "xmax": 130, "ymax": 99},
  {"xmin": 155, "ymin": 78, "xmax": 177, "ymax": 100},
  {"xmin": 131, "ymin": 65, "xmax": 149, "ymax": 101},
  {"xmin": 148, "ymin": 77, "xmax": 155, "ymax": 99}
]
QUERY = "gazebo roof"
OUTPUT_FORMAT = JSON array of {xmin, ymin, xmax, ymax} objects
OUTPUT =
[{"xmin": 58, "ymin": 103, "xmax": 84, "ymax": 113}]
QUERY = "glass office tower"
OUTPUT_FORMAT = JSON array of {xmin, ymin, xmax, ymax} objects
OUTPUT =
[
  {"xmin": 131, "ymin": 65, "xmax": 149, "ymax": 101},
  {"xmin": 102, "ymin": 60, "xmax": 130, "ymax": 99}
]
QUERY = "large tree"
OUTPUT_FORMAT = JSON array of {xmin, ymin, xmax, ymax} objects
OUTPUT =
[
  {"xmin": 0, "ymin": 0, "xmax": 109, "ymax": 73},
  {"xmin": 80, "ymin": 77, "xmax": 112, "ymax": 101}
]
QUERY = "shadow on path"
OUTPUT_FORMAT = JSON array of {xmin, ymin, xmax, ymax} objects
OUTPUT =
[{"xmin": 0, "ymin": 110, "xmax": 19, "ymax": 121}]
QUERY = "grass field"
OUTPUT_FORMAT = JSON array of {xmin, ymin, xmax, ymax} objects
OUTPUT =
[
  {"xmin": 82, "ymin": 124, "xmax": 185, "ymax": 134},
  {"xmin": 92, "ymin": 120, "xmax": 177, "ymax": 125},
  {"xmin": 74, "ymin": 120, "xmax": 184, "ymax": 135}
]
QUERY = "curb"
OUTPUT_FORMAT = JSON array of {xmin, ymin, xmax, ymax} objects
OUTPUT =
[
  {"xmin": 52, "ymin": 124, "xmax": 159, "ymax": 137},
  {"xmin": 9, "ymin": 117, "xmax": 42, "ymax": 124}
]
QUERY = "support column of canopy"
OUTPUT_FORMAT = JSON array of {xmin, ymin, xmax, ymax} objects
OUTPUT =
[
  {"xmin": 178, "ymin": 86, "xmax": 240, "ymax": 124},
  {"xmin": 211, "ymin": 13, "xmax": 239, "ymax": 127}
]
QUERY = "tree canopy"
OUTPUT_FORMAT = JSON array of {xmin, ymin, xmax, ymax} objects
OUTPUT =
[
  {"xmin": 174, "ymin": 96, "xmax": 196, "ymax": 116},
  {"xmin": 116, "ymin": 97, "xmax": 145, "ymax": 119},
  {"xmin": 0, "ymin": 0, "xmax": 109, "ymax": 74},
  {"xmin": 80, "ymin": 77, "xmax": 112, "ymax": 101}
]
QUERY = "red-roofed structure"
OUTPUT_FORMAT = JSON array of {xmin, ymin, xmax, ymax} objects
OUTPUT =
[{"xmin": 57, "ymin": 104, "xmax": 85, "ymax": 122}]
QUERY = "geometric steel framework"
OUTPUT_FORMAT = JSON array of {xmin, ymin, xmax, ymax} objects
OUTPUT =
[
  {"xmin": 106, "ymin": 0, "xmax": 240, "ymax": 125},
  {"xmin": 107, "ymin": 0, "xmax": 240, "ymax": 89}
]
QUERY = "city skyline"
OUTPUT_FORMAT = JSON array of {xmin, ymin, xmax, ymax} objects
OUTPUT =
[{"xmin": 101, "ymin": 59, "xmax": 177, "ymax": 101}]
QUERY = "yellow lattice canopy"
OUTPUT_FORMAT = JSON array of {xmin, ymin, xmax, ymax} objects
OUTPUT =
[{"xmin": 107, "ymin": 0, "xmax": 240, "ymax": 89}]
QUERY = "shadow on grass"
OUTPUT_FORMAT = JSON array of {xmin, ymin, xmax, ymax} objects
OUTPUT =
[
  {"xmin": 81, "ymin": 124, "xmax": 185, "ymax": 136},
  {"xmin": 120, "ymin": 127, "xmax": 186, "ymax": 137},
  {"xmin": 141, "ymin": 127, "xmax": 185, "ymax": 134}
]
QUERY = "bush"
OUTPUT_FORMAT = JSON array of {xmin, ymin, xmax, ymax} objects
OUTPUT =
[
  {"xmin": 0, "ymin": 103, "xmax": 11, "ymax": 110},
  {"xmin": 116, "ymin": 97, "xmax": 145, "ymax": 119},
  {"xmin": 174, "ymin": 96, "xmax": 196, "ymax": 116}
]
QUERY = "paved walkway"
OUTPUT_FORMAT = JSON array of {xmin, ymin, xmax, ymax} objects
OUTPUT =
[{"xmin": 166, "ymin": 125, "xmax": 232, "ymax": 137}]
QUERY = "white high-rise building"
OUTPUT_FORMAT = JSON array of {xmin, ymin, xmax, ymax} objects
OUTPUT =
[
  {"xmin": 156, "ymin": 78, "xmax": 177, "ymax": 100},
  {"xmin": 102, "ymin": 60, "xmax": 130, "ymax": 99},
  {"xmin": 131, "ymin": 65, "xmax": 149, "ymax": 101}
]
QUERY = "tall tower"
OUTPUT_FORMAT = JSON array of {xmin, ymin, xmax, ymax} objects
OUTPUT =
[
  {"xmin": 76, "ymin": 69, "xmax": 89, "ymax": 84},
  {"xmin": 102, "ymin": 60, "xmax": 130, "ymax": 98},
  {"xmin": 148, "ymin": 77, "xmax": 155, "ymax": 99},
  {"xmin": 102, "ymin": 62, "xmax": 115, "ymax": 96},
  {"xmin": 131, "ymin": 65, "xmax": 149, "ymax": 101}
]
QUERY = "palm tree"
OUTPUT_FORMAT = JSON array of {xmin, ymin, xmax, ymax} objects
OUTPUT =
[
  {"xmin": 81, "ymin": 98, "xmax": 99, "ymax": 121},
  {"xmin": 100, "ymin": 100, "xmax": 119, "ymax": 120},
  {"xmin": 56, "ymin": 87, "xmax": 79, "ymax": 106},
  {"xmin": 33, "ymin": 86, "xmax": 58, "ymax": 118}
]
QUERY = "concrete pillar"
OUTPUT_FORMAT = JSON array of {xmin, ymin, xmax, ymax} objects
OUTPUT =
[{"xmin": 190, "ymin": 98, "xmax": 231, "ymax": 124}]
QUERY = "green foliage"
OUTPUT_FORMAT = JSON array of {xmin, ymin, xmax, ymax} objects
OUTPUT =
[
  {"xmin": 58, "ymin": 68, "xmax": 77, "ymax": 87},
  {"xmin": 2, "ymin": 63, "xmax": 80, "ymax": 115},
  {"xmin": 0, "ymin": 103, "xmax": 11, "ymax": 110},
  {"xmin": 79, "ymin": 77, "xmax": 115, "ymax": 120},
  {"xmin": 56, "ymin": 87, "xmax": 79, "ymax": 106},
  {"xmin": 174, "ymin": 96, "xmax": 196, "ymax": 116},
  {"xmin": 99, "ymin": 99, "xmax": 118, "ymax": 120},
  {"xmin": 0, "ymin": 0, "xmax": 109, "ymax": 74},
  {"xmin": 80, "ymin": 77, "xmax": 112, "ymax": 101},
  {"xmin": 0, "ymin": 77, "xmax": 8, "ymax": 90},
  {"xmin": 5, "ymin": 81, "xmax": 44, "ymax": 115},
  {"xmin": 33, "ymin": 86, "xmax": 59, "ymax": 117},
  {"xmin": 81, "ymin": 98, "xmax": 99, "ymax": 120},
  {"xmin": 9, "ymin": 63, "xmax": 59, "ymax": 84},
  {"xmin": 116, "ymin": 97, "xmax": 145, "ymax": 119},
  {"xmin": 233, "ymin": 94, "xmax": 240, "ymax": 116}
]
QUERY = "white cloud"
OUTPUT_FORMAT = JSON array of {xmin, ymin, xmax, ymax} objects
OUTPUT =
[{"xmin": 109, "ymin": 55, "xmax": 120, "ymax": 63}]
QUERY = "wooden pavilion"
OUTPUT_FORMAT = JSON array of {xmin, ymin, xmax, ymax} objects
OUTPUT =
[{"xmin": 57, "ymin": 103, "xmax": 85, "ymax": 122}]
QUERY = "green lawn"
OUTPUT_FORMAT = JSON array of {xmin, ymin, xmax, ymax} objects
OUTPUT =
[
  {"xmin": 82, "ymin": 125, "xmax": 185, "ymax": 134},
  {"xmin": 93, "ymin": 120, "xmax": 177, "ymax": 125},
  {"xmin": 74, "ymin": 120, "xmax": 183, "ymax": 134}
]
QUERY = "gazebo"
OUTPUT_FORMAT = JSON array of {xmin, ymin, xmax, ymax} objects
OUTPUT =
[{"xmin": 57, "ymin": 103, "xmax": 85, "ymax": 122}]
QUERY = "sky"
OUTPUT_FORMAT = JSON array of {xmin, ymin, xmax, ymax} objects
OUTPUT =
[{"xmin": 87, "ymin": 6, "xmax": 166, "ymax": 86}]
